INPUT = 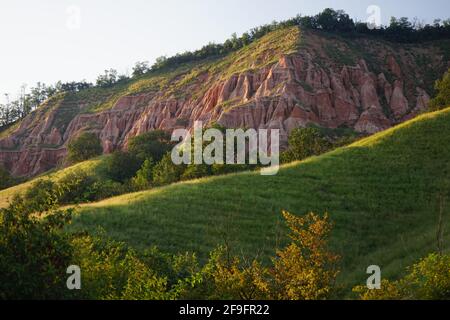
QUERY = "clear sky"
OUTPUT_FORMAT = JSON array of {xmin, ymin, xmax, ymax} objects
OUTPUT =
[{"xmin": 0, "ymin": 0, "xmax": 449, "ymax": 101}]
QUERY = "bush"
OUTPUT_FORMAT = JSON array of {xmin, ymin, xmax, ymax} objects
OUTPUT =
[
  {"xmin": 0, "ymin": 195, "xmax": 74, "ymax": 299},
  {"xmin": 353, "ymin": 254, "xmax": 450, "ymax": 300},
  {"xmin": 282, "ymin": 127, "xmax": 332, "ymax": 163},
  {"xmin": 152, "ymin": 153, "xmax": 186, "ymax": 186},
  {"xmin": 58, "ymin": 169, "xmax": 124, "ymax": 204},
  {"xmin": 24, "ymin": 179, "xmax": 61, "ymax": 212},
  {"xmin": 132, "ymin": 158, "xmax": 155, "ymax": 190},
  {"xmin": 67, "ymin": 132, "xmax": 103, "ymax": 163},
  {"xmin": 128, "ymin": 130, "xmax": 174, "ymax": 163},
  {"xmin": 204, "ymin": 211, "xmax": 340, "ymax": 300},
  {"xmin": 430, "ymin": 68, "xmax": 450, "ymax": 111},
  {"xmin": 105, "ymin": 151, "xmax": 141, "ymax": 183},
  {"xmin": 355, "ymin": 253, "xmax": 450, "ymax": 300},
  {"xmin": 58, "ymin": 170, "xmax": 99, "ymax": 204},
  {"xmin": 181, "ymin": 164, "xmax": 212, "ymax": 181}
]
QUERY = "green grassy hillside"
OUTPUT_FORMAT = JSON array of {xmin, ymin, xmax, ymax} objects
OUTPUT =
[
  {"xmin": 66, "ymin": 107, "xmax": 450, "ymax": 294},
  {"xmin": 0, "ymin": 156, "xmax": 110, "ymax": 208}
]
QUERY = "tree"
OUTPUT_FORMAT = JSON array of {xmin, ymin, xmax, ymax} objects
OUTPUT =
[
  {"xmin": 0, "ymin": 194, "xmax": 74, "ymax": 299},
  {"xmin": 152, "ymin": 153, "xmax": 186, "ymax": 186},
  {"xmin": 96, "ymin": 69, "xmax": 118, "ymax": 87},
  {"xmin": 105, "ymin": 151, "xmax": 141, "ymax": 183},
  {"xmin": 128, "ymin": 130, "xmax": 174, "ymax": 163},
  {"xmin": 132, "ymin": 158, "xmax": 155, "ymax": 189},
  {"xmin": 67, "ymin": 132, "xmax": 103, "ymax": 163},
  {"xmin": 316, "ymin": 8, "xmax": 339, "ymax": 31},
  {"xmin": 132, "ymin": 61, "xmax": 150, "ymax": 77},
  {"xmin": 282, "ymin": 127, "xmax": 332, "ymax": 163},
  {"xmin": 208, "ymin": 211, "xmax": 340, "ymax": 300},
  {"xmin": 269, "ymin": 211, "xmax": 339, "ymax": 300},
  {"xmin": 430, "ymin": 68, "xmax": 450, "ymax": 111}
]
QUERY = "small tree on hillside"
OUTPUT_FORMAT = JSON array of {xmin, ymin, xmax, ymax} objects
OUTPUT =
[
  {"xmin": 209, "ymin": 211, "xmax": 340, "ymax": 300},
  {"xmin": 132, "ymin": 158, "xmax": 155, "ymax": 189},
  {"xmin": 105, "ymin": 151, "xmax": 141, "ymax": 183},
  {"xmin": 430, "ymin": 68, "xmax": 450, "ymax": 111},
  {"xmin": 152, "ymin": 153, "xmax": 186, "ymax": 186},
  {"xmin": 282, "ymin": 127, "xmax": 332, "ymax": 163},
  {"xmin": 67, "ymin": 132, "xmax": 103, "ymax": 163},
  {"xmin": 128, "ymin": 130, "xmax": 173, "ymax": 163},
  {"xmin": 132, "ymin": 61, "xmax": 150, "ymax": 78}
]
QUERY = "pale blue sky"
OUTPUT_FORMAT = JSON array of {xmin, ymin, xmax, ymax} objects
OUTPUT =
[{"xmin": 0, "ymin": 0, "xmax": 449, "ymax": 101}]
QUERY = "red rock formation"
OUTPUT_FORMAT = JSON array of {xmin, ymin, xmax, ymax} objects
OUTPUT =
[{"xmin": 0, "ymin": 39, "xmax": 444, "ymax": 177}]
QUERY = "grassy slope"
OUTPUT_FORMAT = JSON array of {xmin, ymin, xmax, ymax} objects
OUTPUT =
[
  {"xmin": 0, "ymin": 156, "xmax": 109, "ymax": 208},
  {"xmin": 68, "ymin": 107, "xmax": 450, "ymax": 295}
]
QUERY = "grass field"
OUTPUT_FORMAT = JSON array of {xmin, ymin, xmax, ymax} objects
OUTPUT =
[{"xmin": 63, "ymin": 107, "xmax": 450, "ymax": 295}]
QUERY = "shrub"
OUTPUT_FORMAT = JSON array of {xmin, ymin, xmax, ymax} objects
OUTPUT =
[
  {"xmin": 24, "ymin": 179, "xmax": 61, "ymax": 212},
  {"xmin": 268, "ymin": 211, "xmax": 339, "ymax": 300},
  {"xmin": 152, "ymin": 153, "xmax": 186, "ymax": 186},
  {"xmin": 132, "ymin": 158, "xmax": 155, "ymax": 190},
  {"xmin": 89, "ymin": 179, "xmax": 126, "ymax": 201},
  {"xmin": 205, "ymin": 211, "xmax": 340, "ymax": 300},
  {"xmin": 58, "ymin": 169, "xmax": 99, "ymax": 204},
  {"xmin": 282, "ymin": 127, "xmax": 332, "ymax": 163},
  {"xmin": 354, "ymin": 253, "xmax": 450, "ymax": 300},
  {"xmin": 105, "ymin": 151, "xmax": 141, "ymax": 183},
  {"xmin": 67, "ymin": 132, "xmax": 103, "ymax": 163},
  {"xmin": 69, "ymin": 235, "xmax": 174, "ymax": 300},
  {"xmin": 58, "ymin": 169, "xmax": 123, "ymax": 203},
  {"xmin": 0, "ymin": 195, "xmax": 74, "ymax": 299},
  {"xmin": 430, "ymin": 68, "xmax": 450, "ymax": 111},
  {"xmin": 181, "ymin": 164, "xmax": 212, "ymax": 181},
  {"xmin": 128, "ymin": 130, "xmax": 174, "ymax": 162}
]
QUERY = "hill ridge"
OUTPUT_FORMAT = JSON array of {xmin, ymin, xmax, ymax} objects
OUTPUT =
[{"xmin": 0, "ymin": 26, "xmax": 449, "ymax": 177}]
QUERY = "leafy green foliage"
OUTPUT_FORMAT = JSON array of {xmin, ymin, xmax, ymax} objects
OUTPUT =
[
  {"xmin": 152, "ymin": 153, "xmax": 186, "ymax": 186},
  {"xmin": 128, "ymin": 130, "xmax": 174, "ymax": 162},
  {"xmin": 58, "ymin": 169, "xmax": 123, "ymax": 204},
  {"xmin": 132, "ymin": 61, "xmax": 150, "ymax": 77},
  {"xmin": 181, "ymin": 164, "xmax": 212, "ymax": 181},
  {"xmin": 430, "ymin": 69, "xmax": 450, "ymax": 111},
  {"xmin": 0, "ymin": 195, "xmax": 74, "ymax": 299},
  {"xmin": 67, "ymin": 132, "xmax": 103, "ymax": 163},
  {"xmin": 105, "ymin": 151, "xmax": 141, "ymax": 183},
  {"xmin": 96, "ymin": 69, "xmax": 119, "ymax": 87},
  {"xmin": 132, "ymin": 159, "xmax": 155, "ymax": 190},
  {"xmin": 355, "ymin": 253, "xmax": 450, "ymax": 300},
  {"xmin": 198, "ymin": 211, "xmax": 339, "ymax": 300},
  {"xmin": 281, "ymin": 127, "xmax": 332, "ymax": 163}
]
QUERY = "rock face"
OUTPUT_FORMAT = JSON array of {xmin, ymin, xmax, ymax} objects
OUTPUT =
[{"xmin": 0, "ymin": 30, "xmax": 446, "ymax": 177}]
